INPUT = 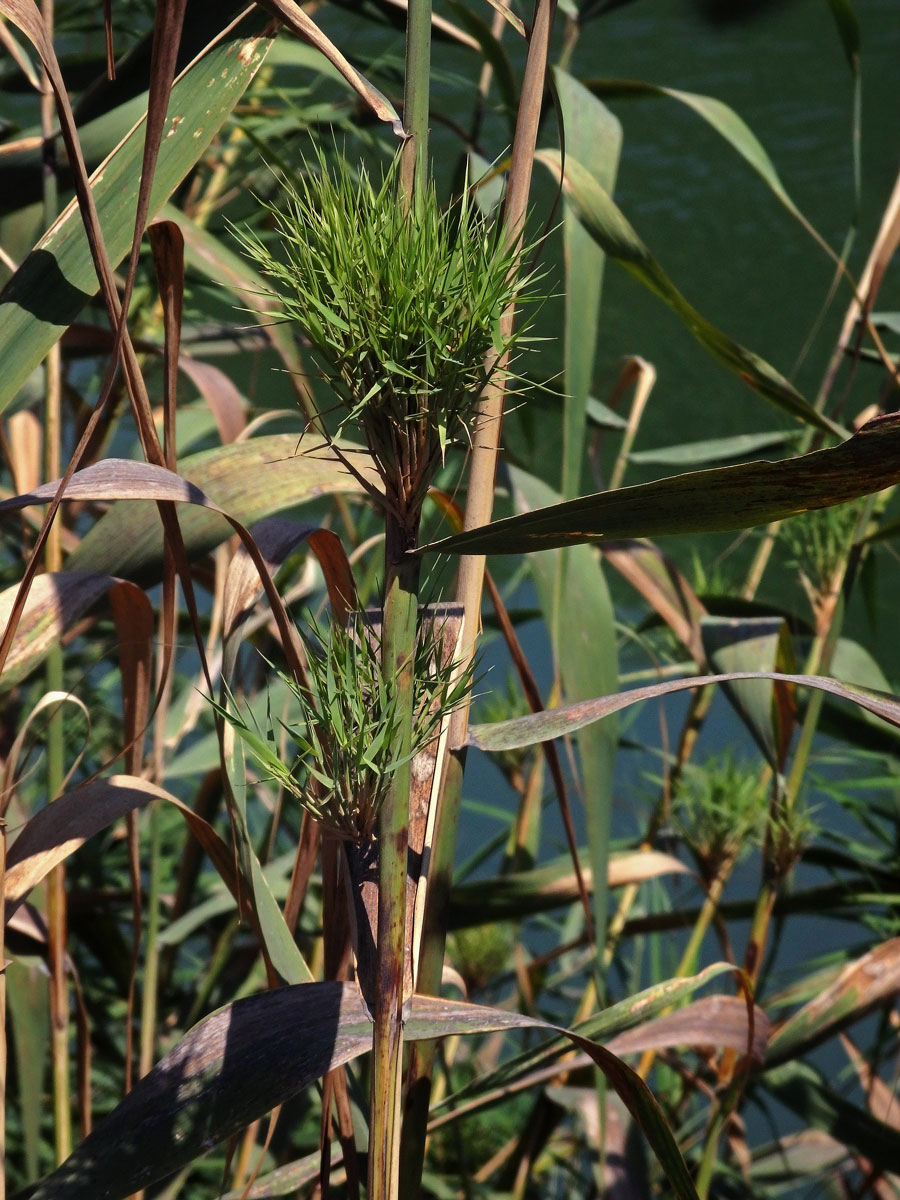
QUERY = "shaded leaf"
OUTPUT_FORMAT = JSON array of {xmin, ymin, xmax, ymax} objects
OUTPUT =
[
  {"xmin": 701, "ymin": 616, "xmax": 796, "ymax": 770},
  {"xmin": 512, "ymin": 466, "xmax": 618, "ymax": 953},
  {"xmin": 5, "ymin": 960, "xmax": 47, "ymax": 1181},
  {"xmin": 220, "ymin": 1150, "xmax": 339, "ymax": 1198},
  {"xmin": 421, "ymin": 413, "xmax": 900, "ymax": 556},
  {"xmin": 628, "ymin": 429, "xmax": 798, "ymax": 467},
  {"xmin": 585, "ymin": 80, "xmax": 822, "ymax": 240},
  {"xmin": 765, "ymin": 1060, "xmax": 900, "ymax": 1173},
  {"xmin": 14, "ymin": 983, "xmax": 372, "ymax": 1200},
  {"xmin": 826, "ymin": 0, "xmax": 861, "ymax": 71},
  {"xmin": 259, "ymin": 0, "xmax": 401, "ymax": 130},
  {"xmin": 15, "ymin": 985, "xmax": 701, "ymax": 1200},
  {"xmin": 749, "ymin": 1130, "xmax": 849, "ymax": 1186}
]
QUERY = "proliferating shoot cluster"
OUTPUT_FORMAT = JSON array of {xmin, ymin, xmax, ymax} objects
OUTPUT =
[
  {"xmin": 674, "ymin": 754, "xmax": 767, "ymax": 880},
  {"xmin": 236, "ymin": 152, "xmax": 536, "ymax": 515},
  {"xmin": 220, "ymin": 616, "xmax": 471, "ymax": 842}
]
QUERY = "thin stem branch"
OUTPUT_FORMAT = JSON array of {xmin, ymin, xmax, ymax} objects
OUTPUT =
[
  {"xmin": 399, "ymin": 1, "xmax": 558, "ymax": 1192},
  {"xmin": 400, "ymin": 0, "xmax": 432, "ymax": 202},
  {"xmin": 369, "ymin": 0, "xmax": 433, "ymax": 1182},
  {"xmin": 370, "ymin": 516, "xmax": 421, "ymax": 1200},
  {"xmin": 41, "ymin": 0, "xmax": 71, "ymax": 1163}
]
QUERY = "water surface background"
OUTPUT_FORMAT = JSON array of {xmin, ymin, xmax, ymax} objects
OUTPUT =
[{"xmin": 436, "ymin": 0, "xmax": 900, "ymax": 1104}]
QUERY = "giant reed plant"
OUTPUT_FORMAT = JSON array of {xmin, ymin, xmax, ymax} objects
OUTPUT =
[
  {"xmin": 5, "ymin": 4, "xmax": 900, "ymax": 1200},
  {"xmin": 233, "ymin": 146, "xmax": 538, "ymax": 1197}
]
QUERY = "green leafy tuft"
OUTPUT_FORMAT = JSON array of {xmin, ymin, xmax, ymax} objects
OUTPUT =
[
  {"xmin": 233, "ymin": 150, "xmax": 538, "ymax": 508},
  {"xmin": 215, "ymin": 614, "xmax": 472, "ymax": 842}
]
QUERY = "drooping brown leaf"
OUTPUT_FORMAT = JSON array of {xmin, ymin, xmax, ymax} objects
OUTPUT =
[
  {"xmin": 606, "ymin": 995, "xmax": 769, "ymax": 1065},
  {"xmin": 123, "ymin": 3, "xmax": 188, "ymax": 316},
  {"xmin": 148, "ymin": 218, "xmax": 185, "ymax": 467},
  {"xmin": 0, "ymin": 455, "xmax": 350, "ymax": 686},
  {"xmin": 259, "ymin": 0, "xmax": 402, "ymax": 130},
  {"xmin": 106, "ymin": 580, "xmax": 155, "ymax": 773},
  {"xmin": 64, "ymin": 436, "xmax": 380, "ymax": 584},
  {"xmin": 768, "ymin": 937, "xmax": 900, "ymax": 1063},
  {"xmin": 4, "ymin": 776, "xmax": 227, "ymax": 918},
  {"xmin": 221, "ymin": 516, "xmax": 357, "ymax": 681},
  {"xmin": 465, "ymin": 670, "xmax": 900, "ymax": 752},
  {"xmin": 15, "ymin": 985, "xmax": 701, "ymax": 1200},
  {"xmin": 0, "ymin": 572, "xmax": 151, "ymax": 693}
]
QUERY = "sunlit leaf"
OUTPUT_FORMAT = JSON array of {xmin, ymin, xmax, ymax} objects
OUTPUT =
[
  {"xmin": 433, "ymin": 963, "xmax": 740, "ymax": 1115},
  {"xmin": 421, "ymin": 413, "xmax": 900, "ymax": 556},
  {"xmin": 450, "ymin": 849, "xmax": 690, "ymax": 927},
  {"xmin": 465, "ymin": 670, "xmax": 900, "ymax": 752},
  {"xmin": 768, "ymin": 937, "xmax": 900, "ymax": 1064},
  {"xmin": 606, "ymin": 995, "xmax": 768, "ymax": 1065},
  {"xmin": 0, "ymin": 9, "xmax": 275, "ymax": 411},
  {"xmin": 554, "ymin": 68, "xmax": 622, "ymax": 500}
]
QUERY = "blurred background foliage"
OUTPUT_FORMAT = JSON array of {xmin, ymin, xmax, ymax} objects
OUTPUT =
[{"xmin": 2, "ymin": 0, "xmax": 900, "ymax": 1196}]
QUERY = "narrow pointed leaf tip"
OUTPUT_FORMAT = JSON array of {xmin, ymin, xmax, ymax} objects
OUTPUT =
[
  {"xmin": 420, "ymin": 412, "xmax": 900, "ymax": 557},
  {"xmin": 465, "ymin": 670, "xmax": 900, "ymax": 753}
]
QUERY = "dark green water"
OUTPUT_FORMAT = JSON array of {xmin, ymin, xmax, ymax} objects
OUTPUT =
[
  {"xmin": 572, "ymin": 0, "xmax": 900, "ymax": 447},
  {"xmin": 454, "ymin": 0, "xmax": 900, "ymax": 1077},
  {"xmin": 455, "ymin": 0, "xmax": 900, "ymax": 843}
]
